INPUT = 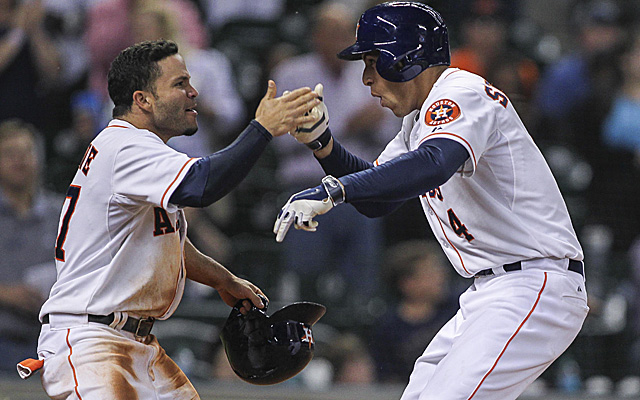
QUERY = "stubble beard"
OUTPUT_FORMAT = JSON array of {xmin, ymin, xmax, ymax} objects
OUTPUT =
[{"xmin": 155, "ymin": 101, "xmax": 198, "ymax": 138}]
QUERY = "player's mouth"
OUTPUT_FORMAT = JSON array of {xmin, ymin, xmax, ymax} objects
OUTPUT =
[
  {"xmin": 185, "ymin": 106, "xmax": 198, "ymax": 115},
  {"xmin": 371, "ymin": 92, "xmax": 384, "ymax": 105}
]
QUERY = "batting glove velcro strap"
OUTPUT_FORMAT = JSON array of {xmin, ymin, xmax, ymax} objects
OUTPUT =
[
  {"xmin": 273, "ymin": 185, "xmax": 335, "ymax": 243},
  {"xmin": 321, "ymin": 175, "xmax": 345, "ymax": 206},
  {"xmin": 291, "ymin": 83, "xmax": 330, "ymax": 147}
]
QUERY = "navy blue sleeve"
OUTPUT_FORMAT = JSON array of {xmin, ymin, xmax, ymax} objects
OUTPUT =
[
  {"xmin": 316, "ymin": 137, "xmax": 373, "ymax": 177},
  {"xmin": 169, "ymin": 120, "xmax": 272, "ymax": 207},
  {"xmin": 340, "ymin": 138, "xmax": 469, "ymax": 217}
]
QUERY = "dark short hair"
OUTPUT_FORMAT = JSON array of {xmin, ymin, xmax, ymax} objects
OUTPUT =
[{"xmin": 107, "ymin": 39, "xmax": 179, "ymax": 118}]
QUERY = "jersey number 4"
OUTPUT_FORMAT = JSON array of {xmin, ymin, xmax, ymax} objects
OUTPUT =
[
  {"xmin": 55, "ymin": 185, "xmax": 81, "ymax": 262},
  {"xmin": 447, "ymin": 208, "xmax": 475, "ymax": 242}
]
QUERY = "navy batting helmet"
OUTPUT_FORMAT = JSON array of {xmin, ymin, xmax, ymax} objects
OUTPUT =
[
  {"xmin": 219, "ymin": 298, "xmax": 326, "ymax": 385},
  {"xmin": 338, "ymin": 1, "xmax": 450, "ymax": 82}
]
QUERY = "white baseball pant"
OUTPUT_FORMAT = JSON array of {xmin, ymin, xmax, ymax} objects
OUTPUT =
[{"xmin": 401, "ymin": 259, "xmax": 589, "ymax": 400}]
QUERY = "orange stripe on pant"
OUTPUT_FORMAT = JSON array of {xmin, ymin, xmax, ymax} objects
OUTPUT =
[
  {"xmin": 65, "ymin": 329, "xmax": 83, "ymax": 400},
  {"xmin": 468, "ymin": 272, "xmax": 548, "ymax": 399}
]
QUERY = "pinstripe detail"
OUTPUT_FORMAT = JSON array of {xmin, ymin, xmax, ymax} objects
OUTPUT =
[
  {"xmin": 467, "ymin": 272, "xmax": 549, "ymax": 399},
  {"xmin": 65, "ymin": 329, "xmax": 83, "ymax": 399}
]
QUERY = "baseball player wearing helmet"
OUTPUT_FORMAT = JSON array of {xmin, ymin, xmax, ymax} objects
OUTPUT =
[
  {"xmin": 20, "ymin": 39, "xmax": 320, "ymax": 399},
  {"xmin": 274, "ymin": 2, "xmax": 588, "ymax": 399}
]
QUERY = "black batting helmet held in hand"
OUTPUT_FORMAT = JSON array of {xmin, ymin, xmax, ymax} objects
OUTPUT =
[
  {"xmin": 338, "ymin": 1, "xmax": 450, "ymax": 82},
  {"xmin": 219, "ymin": 298, "xmax": 326, "ymax": 385}
]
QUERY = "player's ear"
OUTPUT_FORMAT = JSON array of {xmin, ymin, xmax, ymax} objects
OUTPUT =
[{"xmin": 132, "ymin": 90, "xmax": 153, "ymax": 112}]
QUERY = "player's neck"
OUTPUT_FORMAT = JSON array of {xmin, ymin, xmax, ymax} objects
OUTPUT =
[
  {"xmin": 415, "ymin": 66, "xmax": 448, "ymax": 108},
  {"xmin": 117, "ymin": 114, "xmax": 171, "ymax": 143}
]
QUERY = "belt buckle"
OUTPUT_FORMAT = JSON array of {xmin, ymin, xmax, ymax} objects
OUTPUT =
[{"xmin": 134, "ymin": 317, "xmax": 155, "ymax": 337}]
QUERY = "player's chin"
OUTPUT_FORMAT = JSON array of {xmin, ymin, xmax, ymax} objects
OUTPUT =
[{"xmin": 183, "ymin": 125, "xmax": 198, "ymax": 136}]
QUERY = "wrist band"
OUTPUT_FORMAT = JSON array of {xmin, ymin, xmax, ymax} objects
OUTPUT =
[
  {"xmin": 306, "ymin": 129, "xmax": 332, "ymax": 151},
  {"xmin": 321, "ymin": 175, "xmax": 345, "ymax": 205}
]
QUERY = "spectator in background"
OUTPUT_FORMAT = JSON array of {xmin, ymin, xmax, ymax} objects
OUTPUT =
[
  {"xmin": 534, "ymin": 0, "xmax": 626, "ymax": 150},
  {"xmin": 599, "ymin": 28, "xmax": 640, "ymax": 283},
  {"xmin": 270, "ymin": 1, "xmax": 400, "ymax": 305},
  {"xmin": 369, "ymin": 240, "xmax": 460, "ymax": 384},
  {"xmin": 84, "ymin": 0, "xmax": 207, "ymax": 104},
  {"xmin": 0, "ymin": 119, "xmax": 60, "ymax": 372},
  {"xmin": 326, "ymin": 332, "xmax": 376, "ymax": 385},
  {"xmin": 601, "ymin": 29, "xmax": 640, "ymax": 167},
  {"xmin": 450, "ymin": 0, "xmax": 539, "ymax": 125},
  {"xmin": 201, "ymin": 0, "xmax": 285, "ymax": 36},
  {"xmin": 0, "ymin": 0, "xmax": 61, "ymax": 131}
]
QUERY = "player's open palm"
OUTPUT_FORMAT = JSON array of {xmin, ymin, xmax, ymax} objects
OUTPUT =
[{"xmin": 255, "ymin": 80, "xmax": 320, "ymax": 137}]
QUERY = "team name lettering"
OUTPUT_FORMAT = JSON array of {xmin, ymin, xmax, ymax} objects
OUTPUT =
[
  {"xmin": 153, "ymin": 207, "xmax": 176, "ymax": 236},
  {"xmin": 79, "ymin": 144, "xmax": 99, "ymax": 176}
]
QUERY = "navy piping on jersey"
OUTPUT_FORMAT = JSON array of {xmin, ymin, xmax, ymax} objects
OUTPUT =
[
  {"xmin": 169, "ymin": 120, "xmax": 272, "ymax": 207},
  {"xmin": 318, "ymin": 137, "xmax": 469, "ymax": 218}
]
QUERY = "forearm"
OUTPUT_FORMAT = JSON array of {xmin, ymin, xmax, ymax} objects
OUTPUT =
[
  {"xmin": 316, "ymin": 138, "xmax": 374, "ymax": 177},
  {"xmin": 29, "ymin": 28, "xmax": 61, "ymax": 82},
  {"xmin": 184, "ymin": 238, "xmax": 235, "ymax": 289},
  {"xmin": 170, "ymin": 120, "xmax": 272, "ymax": 207}
]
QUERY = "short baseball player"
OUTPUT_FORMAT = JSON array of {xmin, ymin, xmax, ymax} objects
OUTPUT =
[
  {"xmin": 17, "ymin": 39, "xmax": 320, "ymax": 399},
  {"xmin": 273, "ymin": 3, "xmax": 589, "ymax": 399}
]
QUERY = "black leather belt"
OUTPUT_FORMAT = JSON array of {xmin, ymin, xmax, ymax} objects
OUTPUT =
[
  {"xmin": 475, "ymin": 259, "xmax": 584, "ymax": 277},
  {"xmin": 42, "ymin": 313, "xmax": 155, "ymax": 337}
]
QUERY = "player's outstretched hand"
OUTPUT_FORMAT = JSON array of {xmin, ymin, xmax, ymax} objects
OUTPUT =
[
  {"xmin": 273, "ymin": 176, "xmax": 345, "ymax": 242},
  {"xmin": 255, "ymin": 80, "xmax": 320, "ymax": 137},
  {"xmin": 216, "ymin": 275, "xmax": 268, "ymax": 315},
  {"xmin": 290, "ymin": 83, "xmax": 330, "ymax": 145}
]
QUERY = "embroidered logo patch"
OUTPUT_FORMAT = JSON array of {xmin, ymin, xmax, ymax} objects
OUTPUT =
[{"xmin": 425, "ymin": 99, "xmax": 461, "ymax": 126}]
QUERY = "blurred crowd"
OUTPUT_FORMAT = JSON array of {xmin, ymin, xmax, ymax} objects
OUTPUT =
[{"xmin": 1, "ymin": 0, "xmax": 640, "ymax": 396}]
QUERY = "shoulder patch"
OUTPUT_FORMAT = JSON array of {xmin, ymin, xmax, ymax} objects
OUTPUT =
[{"xmin": 425, "ymin": 99, "xmax": 461, "ymax": 126}]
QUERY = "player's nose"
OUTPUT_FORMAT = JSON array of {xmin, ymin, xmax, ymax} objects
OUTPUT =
[{"xmin": 187, "ymin": 84, "xmax": 198, "ymax": 98}]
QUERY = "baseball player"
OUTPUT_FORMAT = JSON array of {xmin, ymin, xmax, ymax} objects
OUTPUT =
[
  {"xmin": 18, "ymin": 39, "xmax": 320, "ymax": 399},
  {"xmin": 273, "ymin": 3, "xmax": 589, "ymax": 399}
]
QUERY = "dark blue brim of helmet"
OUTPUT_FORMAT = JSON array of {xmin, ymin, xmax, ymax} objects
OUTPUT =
[{"xmin": 337, "ymin": 41, "xmax": 378, "ymax": 60}]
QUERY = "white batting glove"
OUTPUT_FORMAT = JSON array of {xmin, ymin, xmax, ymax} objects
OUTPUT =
[
  {"xmin": 273, "ymin": 176, "xmax": 344, "ymax": 242},
  {"xmin": 282, "ymin": 84, "xmax": 331, "ymax": 151}
]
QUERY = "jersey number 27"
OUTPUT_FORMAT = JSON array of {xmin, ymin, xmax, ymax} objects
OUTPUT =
[{"xmin": 55, "ymin": 185, "xmax": 81, "ymax": 262}]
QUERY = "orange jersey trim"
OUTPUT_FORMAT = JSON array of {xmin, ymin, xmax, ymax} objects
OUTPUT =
[
  {"xmin": 160, "ymin": 158, "xmax": 197, "ymax": 207},
  {"xmin": 418, "ymin": 132, "xmax": 477, "ymax": 168},
  {"xmin": 66, "ymin": 329, "xmax": 83, "ymax": 400},
  {"xmin": 467, "ymin": 272, "xmax": 549, "ymax": 399}
]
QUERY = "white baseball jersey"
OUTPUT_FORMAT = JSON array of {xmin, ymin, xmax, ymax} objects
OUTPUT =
[
  {"xmin": 41, "ymin": 119, "xmax": 198, "ymax": 320},
  {"xmin": 376, "ymin": 68, "xmax": 583, "ymax": 277}
]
